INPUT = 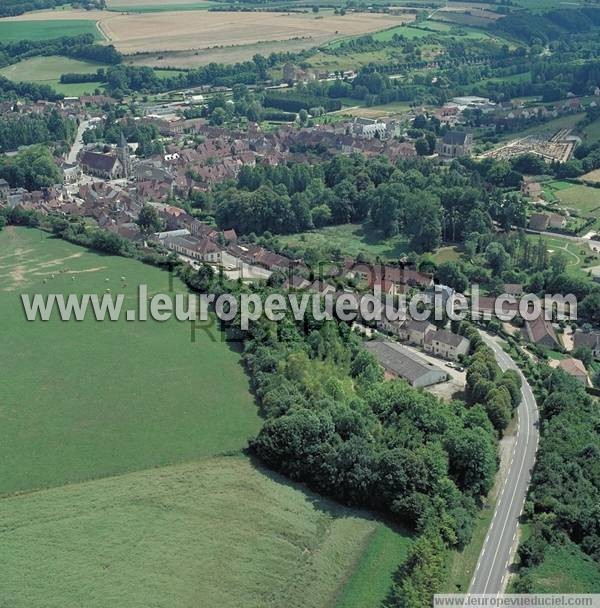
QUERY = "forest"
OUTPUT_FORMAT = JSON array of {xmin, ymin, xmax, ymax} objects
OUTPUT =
[{"xmin": 0, "ymin": 110, "xmax": 76, "ymax": 153}]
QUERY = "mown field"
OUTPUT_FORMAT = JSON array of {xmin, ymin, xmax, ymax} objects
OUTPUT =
[
  {"xmin": 543, "ymin": 181, "xmax": 600, "ymax": 217},
  {"xmin": 0, "ymin": 227, "xmax": 261, "ymax": 495},
  {"xmin": 0, "ymin": 455, "xmax": 412, "ymax": 608},
  {"xmin": 0, "ymin": 56, "xmax": 107, "ymax": 95},
  {"xmin": 0, "ymin": 18, "xmax": 101, "ymax": 42},
  {"xmin": 278, "ymin": 222, "xmax": 411, "ymax": 260},
  {"xmin": 106, "ymin": 0, "xmax": 216, "ymax": 12}
]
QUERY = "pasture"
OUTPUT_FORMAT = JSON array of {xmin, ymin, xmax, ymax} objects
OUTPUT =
[
  {"xmin": 0, "ymin": 227, "xmax": 260, "ymax": 496},
  {"xmin": 0, "ymin": 18, "xmax": 101, "ymax": 42},
  {"xmin": 0, "ymin": 455, "xmax": 412, "ymax": 608},
  {"xmin": 0, "ymin": 56, "xmax": 107, "ymax": 95}
]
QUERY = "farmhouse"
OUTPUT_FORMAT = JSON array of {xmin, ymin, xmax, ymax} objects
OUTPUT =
[{"xmin": 364, "ymin": 340, "xmax": 448, "ymax": 388}]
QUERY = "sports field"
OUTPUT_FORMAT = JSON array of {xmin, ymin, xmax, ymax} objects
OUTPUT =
[
  {"xmin": 0, "ymin": 227, "xmax": 260, "ymax": 495},
  {"xmin": 0, "ymin": 18, "xmax": 101, "ymax": 42},
  {"xmin": 0, "ymin": 56, "xmax": 107, "ymax": 95},
  {"xmin": 0, "ymin": 455, "xmax": 412, "ymax": 608}
]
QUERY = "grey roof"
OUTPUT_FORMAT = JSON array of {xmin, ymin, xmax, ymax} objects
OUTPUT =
[
  {"xmin": 81, "ymin": 151, "xmax": 118, "ymax": 173},
  {"xmin": 404, "ymin": 318, "xmax": 435, "ymax": 334},
  {"xmin": 0, "ymin": 178, "xmax": 9, "ymax": 187},
  {"xmin": 364, "ymin": 340, "xmax": 447, "ymax": 384},
  {"xmin": 443, "ymin": 131, "xmax": 469, "ymax": 145},
  {"xmin": 573, "ymin": 331, "xmax": 600, "ymax": 350},
  {"xmin": 425, "ymin": 328, "xmax": 468, "ymax": 348}
]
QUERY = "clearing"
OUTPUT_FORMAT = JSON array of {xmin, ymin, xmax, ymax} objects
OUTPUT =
[
  {"xmin": 279, "ymin": 222, "xmax": 411, "ymax": 260},
  {"xmin": 0, "ymin": 455, "xmax": 413, "ymax": 608},
  {"xmin": 0, "ymin": 227, "xmax": 260, "ymax": 495}
]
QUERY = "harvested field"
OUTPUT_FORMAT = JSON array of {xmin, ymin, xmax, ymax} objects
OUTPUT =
[
  {"xmin": 3, "ymin": 9, "xmax": 412, "ymax": 55},
  {"xmin": 581, "ymin": 169, "xmax": 600, "ymax": 183}
]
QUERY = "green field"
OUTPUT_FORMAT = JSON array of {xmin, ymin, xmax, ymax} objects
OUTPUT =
[
  {"xmin": 0, "ymin": 56, "xmax": 107, "ymax": 95},
  {"xmin": 524, "ymin": 543, "xmax": 600, "ymax": 592},
  {"xmin": 544, "ymin": 181, "xmax": 600, "ymax": 217},
  {"xmin": 0, "ymin": 227, "xmax": 261, "ymax": 495},
  {"xmin": 0, "ymin": 19, "xmax": 101, "ymax": 42},
  {"xmin": 0, "ymin": 455, "xmax": 411, "ymax": 608},
  {"xmin": 279, "ymin": 222, "xmax": 410, "ymax": 260},
  {"xmin": 335, "ymin": 524, "xmax": 412, "ymax": 608},
  {"xmin": 582, "ymin": 117, "xmax": 600, "ymax": 144}
]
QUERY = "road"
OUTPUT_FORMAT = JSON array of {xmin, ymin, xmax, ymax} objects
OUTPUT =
[
  {"xmin": 468, "ymin": 332, "xmax": 539, "ymax": 595},
  {"xmin": 67, "ymin": 119, "xmax": 90, "ymax": 165}
]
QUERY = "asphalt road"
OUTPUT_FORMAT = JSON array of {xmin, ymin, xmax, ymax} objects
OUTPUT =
[{"xmin": 468, "ymin": 332, "xmax": 539, "ymax": 595}]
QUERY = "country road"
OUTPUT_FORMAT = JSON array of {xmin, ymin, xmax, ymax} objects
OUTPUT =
[
  {"xmin": 468, "ymin": 333, "xmax": 539, "ymax": 595},
  {"xmin": 67, "ymin": 119, "xmax": 91, "ymax": 165}
]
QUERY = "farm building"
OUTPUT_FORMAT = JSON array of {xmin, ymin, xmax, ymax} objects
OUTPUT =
[{"xmin": 364, "ymin": 341, "xmax": 448, "ymax": 388}]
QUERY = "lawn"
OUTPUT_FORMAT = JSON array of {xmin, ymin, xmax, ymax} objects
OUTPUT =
[
  {"xmin": 528, "ymin": 234, "xmax": 598, "ymax": 278},
  {"xmin": 0, "ymin": 227, "xmax": 261, "ymax": 496},
  {"xmin": 0, "ymin": 19, "xmax": 101, "ymax": 42},
  {"xmin": 0, "ymin": 455, "xmax": 411, "ymax": 608},
  {"xmin": 279, "ymin": 223, "xmax": 411, "ymax": 260},
  {"xmin": 340, "ymin": 100, "xmax": 412, "ymax": 118},
  {"xmin": 582, "ymin": 116, "xmax": 600, "ymax": 144},
  {"xmin": 0, "ymin": 56, "xmax": 108, "ymax": 96}
]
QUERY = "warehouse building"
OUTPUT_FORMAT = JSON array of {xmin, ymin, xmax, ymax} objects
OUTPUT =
[{"xmin": 364, "ymin": 341, "xmax": 448, "ymax": 388}]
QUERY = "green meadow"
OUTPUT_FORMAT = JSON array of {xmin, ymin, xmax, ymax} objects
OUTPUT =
[
  {"xmin": 0, "ymin": 227, "xmax": 260, "ymax": 495},
  {"xmin": 0, "ymin": 19, "xmax": 101, "ymax": 42},
  {"xmin": 0, "ymin": 455, "xmax": 411, "ymax": 608},
  {"xmin": 0, "ymin": 56, "xmax": 107, "ymax": 95}
]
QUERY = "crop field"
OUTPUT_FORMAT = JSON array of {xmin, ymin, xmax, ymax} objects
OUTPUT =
[
  {"xmin": 0, "ymin": 455, "xmax": 412, "ymax": 608},
  {"xmin": 0, "ymin": 227, "xmax": 261, "ymax": 496},
  {"xmin": 0, "ymin": 56, "xmax": 107, "ymax": 95},
  {"xmin": 0, "ymin": 18, "xmax": 101, "ymax": 42},
  {"xmin": 9, "ymin": 8, "xmax": 412, "ymax": 56}
]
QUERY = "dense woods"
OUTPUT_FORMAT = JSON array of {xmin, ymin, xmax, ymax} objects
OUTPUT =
[{"xmin": 0, "ymin": 110, "xmax": 76, "ymax": 152}]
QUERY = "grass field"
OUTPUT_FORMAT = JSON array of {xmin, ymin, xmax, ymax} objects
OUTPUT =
[
  {"xmin": 0, "ymin": 227, "xmax": 261, "ymax": 496},
  {"xmin": 0, "ymin": 56, "xmax": 107, "ymax": 95},
  {"xmin": 0, "ymin": 455, "xmax": 411, "ymax": 608},
  {"xmin": 0, "ymin": 18, "xmax": 101, "ymax": 42},
  {"xmin": 544, "ymin": 181, "xmax": 600, "ymax": 217},
  {"xmin": 279, "ymin": 223, "xmax": 411, "ymax": 260},
  {"xmin": 107, "ymin": 0, "xmax": 216, "ymax": 11},
  {"xmin": 582, "ymin": 117, "xmax": 600, "ymax": 144},
  {"xmin": 339, "ymin": 100, "xmax": 412, "ymax": 118},
  {"xmin": 335, "ymin": 524, "xmax": 412, "ymax": 608}
]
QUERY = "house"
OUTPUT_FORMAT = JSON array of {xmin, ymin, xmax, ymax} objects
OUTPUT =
[
  {"xmin": 528, "ymin": 213, "xmax": 550, "ymax": 231},
  {"xmin": 400, "ymin": 319, "xmax": 436, "ymax": 346},
  {"xmin": 424, "ymin": 329, "xmax": 470, "ymax": 361},
  {"xmin": 573, "ymin": 331, "xmax": 600, "ymax": 358},
  {"xmin": 548, "ymin": 213, "xmax": 567, "ymax": 229},
  {"xmin": 521, "ymin": 179, "xmax": 542, "ymax": 199},
  {"xmin": 283, "ymin": 274, "xmax": 310, "ymax": 291},
  {"xmin": 309, "ymin": 280, "xmax": 336, "ymax": 296},
  {"xmin": 524, "ymin": 316, "xmax": 560, "ymax": 348},
  {"xmin": 351, "ymin": 117, "xmax": 387, "ymax": 140},
  {"xmin": 80, "ymin": 151, "xmax": 124, "ymax": 179},
  {"xmin": 436, "ymin": 131, "xmax": 473, "ymax": 158},
  {"xmin": 61, "ymin": 162, "xmax": 81, "ymax": 185},
  {"xmin": 364, "ymin": 341, "xmax": 448, "ymax": 388},
  {"xmin": 223, "ymin": 228, "xmax": 237, "ymax": 243},
  {"xmin": 557, "ymin": 357, "xmax": 589, "ymax": 385}
]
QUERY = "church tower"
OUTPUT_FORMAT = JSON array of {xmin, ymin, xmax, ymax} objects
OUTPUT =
[{"xmin": 119, "ymin": 131, "xmax": 130, "ymax": 179}]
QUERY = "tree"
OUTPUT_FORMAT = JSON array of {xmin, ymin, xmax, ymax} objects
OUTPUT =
[
  {"xmin": 136, "ymin": 204, "xmax": 164, "ymax": 236},
  {"xmin": 415, "ymin": 137, "xmax": 430, "ymax": 156},
  {"xmin": 435, "ymin": 262, "xmax": 468, "ymax": 293},
  {"xmin": 485, "ymin": 242, "xmax": 510, "ymax": 273},
  {"xmin": 312, "ymin": 4, "xmax": 319, "ymax": 12}
]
